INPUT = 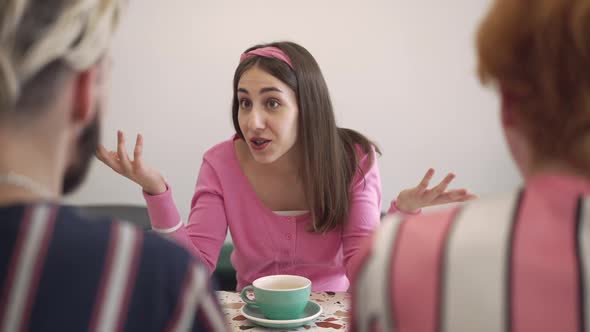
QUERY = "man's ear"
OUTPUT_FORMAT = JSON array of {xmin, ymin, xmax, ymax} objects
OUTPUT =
[{"xmin": 70, "ymin": 65, "xmax": 99, "ymax": 125}]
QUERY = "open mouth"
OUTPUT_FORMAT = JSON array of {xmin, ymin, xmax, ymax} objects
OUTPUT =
[{"xmin": 250, "ymin": 138, "xmax": 271, "ymax": 150}]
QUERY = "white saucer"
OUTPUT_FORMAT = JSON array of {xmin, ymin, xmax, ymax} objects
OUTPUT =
[{"xmin": 240, "ymin": 301, "xmax": 323, "ymax": 329}]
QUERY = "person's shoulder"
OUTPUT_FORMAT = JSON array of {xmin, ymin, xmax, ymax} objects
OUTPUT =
[
  {"xmin": 48, "ymin": 205, "xmax": 193, "ymax": 264},
  {"xmin": 51, "ymin": 204, "xmax": 118, "ymax": 242},
  {"xmin": 386, "ymin": 206, "xmax": 459, "ymax": 226},
  {"xmin": 352, "ymin": 143, "xmax": 377, "ymax": 159},
  {"xmin": 59, "ymin": 205, "xmax": 203, "ymax": 279},
  {"xmin": 349, "ymin": 143, "xmax": 380, "ymax": 187},
  {"xmin": 12, "ymin": 205, "xmax": 130, "ymax": 268},
  {"xmin": 351, "ymin": 143, "xmax": 379, "ymax": 176},
  {"xmin": 383, "ymin": 190, "xmax": 520, "ymax": 241},
  {"xmin": 200, "ymin": 136, "xmax": 243, "ymax": 178},
  {"xmin": 141, "ymin": 230, "xmax": 195, "ymax": 267},
  {"xmin": 203, "ymin": 135, "xmax": 238, "ymax": 161}
]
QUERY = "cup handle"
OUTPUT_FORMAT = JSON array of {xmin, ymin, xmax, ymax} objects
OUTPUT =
[{"xmin": 240, "ymin": 286, "xmax": 258, "ymax": 307}]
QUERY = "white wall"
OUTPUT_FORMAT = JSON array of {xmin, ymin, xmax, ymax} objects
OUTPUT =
[{"xmin": 69, "ymin": 0, "xmax": 521, "ymax": 218}]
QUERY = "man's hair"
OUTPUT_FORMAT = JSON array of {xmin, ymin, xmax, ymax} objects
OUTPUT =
[{"xmin": 0, "ymin": 0, "xmax": 124, "ymax": 115}]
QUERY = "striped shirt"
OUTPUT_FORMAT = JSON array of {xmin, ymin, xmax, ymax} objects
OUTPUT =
[
  {"xmin": 351, "ymin": 174, "xmax": 590, "ymax": 332},
  {"xmin": 0, "ymin": 203, "xmax": 228, "ymax": 332}
]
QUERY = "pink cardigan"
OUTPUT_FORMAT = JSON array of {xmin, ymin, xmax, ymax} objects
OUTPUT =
[{"xmin": 144, "ymin": 138, "xmax": 382, "ymax": 291}]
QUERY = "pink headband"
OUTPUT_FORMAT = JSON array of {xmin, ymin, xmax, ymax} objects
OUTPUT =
[{"xmin": 239, "ymin": 46, "xmax": 294, "ymax": 70}]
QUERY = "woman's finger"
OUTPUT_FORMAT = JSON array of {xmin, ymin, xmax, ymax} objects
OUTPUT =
[
  {"xmin": 116, "ymin": 130, "xmax": 133, "ymax": 172},
  {"xmin": 417, "ymin": 168, "xmax": 435, "ymax": 191}
]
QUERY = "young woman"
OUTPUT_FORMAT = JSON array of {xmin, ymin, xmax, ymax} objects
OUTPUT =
[{"xmin": 97, "ymin": 41, "xmax": 473, "ymax": 291}]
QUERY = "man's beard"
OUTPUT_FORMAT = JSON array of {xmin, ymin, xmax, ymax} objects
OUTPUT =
[{"xmin": 62, "ymin": 114, "xmax": 100, "ymax": 195}]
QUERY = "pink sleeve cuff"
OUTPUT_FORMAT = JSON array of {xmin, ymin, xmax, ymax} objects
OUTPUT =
[
  {"xmin": 142, "ymin": 183, "xmax": 183, "ymax": 230},
  {"xmin": 387, "ymin": 200, "xmax": 421, "ymax": 216}
]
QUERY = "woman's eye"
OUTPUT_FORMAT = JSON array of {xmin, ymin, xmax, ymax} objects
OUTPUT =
[
  {"xmin": 240, "ymin": 99, "xmax": 251, "ymax": 109},
  {"xmin": 267, "ymin": 99, "xmax": 280, "ymax": 109}
]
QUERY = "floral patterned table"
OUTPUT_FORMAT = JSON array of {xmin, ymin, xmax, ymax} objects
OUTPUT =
[{"xmin": 216, "ymin": 291, "xmax": 350, "ymax": 331}]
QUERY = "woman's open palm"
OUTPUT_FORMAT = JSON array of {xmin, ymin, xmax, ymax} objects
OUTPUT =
[
  {"xmin": 396, "ymin": 168, "xmax": 477, "ymax": 213},
  {"xmin": 96, "ymin": 131, "xmax": 167, "ymax": 195}
]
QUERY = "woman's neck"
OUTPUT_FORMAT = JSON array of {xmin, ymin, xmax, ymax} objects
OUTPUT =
[{"xmin": 239, "ymin": 138, "xmax": 301, "ymax": 178}]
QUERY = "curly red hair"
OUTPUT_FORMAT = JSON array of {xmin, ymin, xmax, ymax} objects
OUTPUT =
[{"xmin": 477, "ymin": 0, "xmax": 590, "ymax": 170}]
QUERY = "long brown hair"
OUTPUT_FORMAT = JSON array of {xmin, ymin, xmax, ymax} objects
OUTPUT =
[
  {"xmin": 232, "ymin": 41, "xmax": 380, "ymax": 233},
  {"xmin": 477, "ymin": 0, "xmax": 590, "ymax": 172}
]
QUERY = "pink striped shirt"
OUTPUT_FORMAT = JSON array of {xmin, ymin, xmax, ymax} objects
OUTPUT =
[
  {"xmin": 144, "ymin": 137, "xmax": 382, "ymax": 291},
  {"xmin": 351, "ymin": 173, "xmax": 590, "ymax": 332}
]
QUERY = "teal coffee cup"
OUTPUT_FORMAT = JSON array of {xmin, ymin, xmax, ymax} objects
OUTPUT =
[{"xmin": 240, "ymin": 275, "xmax": 311, "ymax": 320}]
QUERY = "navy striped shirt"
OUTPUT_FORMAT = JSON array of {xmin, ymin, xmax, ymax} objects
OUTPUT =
[{"xmin": 0, "ymin": 203, "xmax": 228, "ymax": 331}]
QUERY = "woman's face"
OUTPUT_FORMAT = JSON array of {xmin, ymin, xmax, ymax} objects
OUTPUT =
[{"xmin": 237, "ymin": 65, "xmax": 299, "ymax": 165}]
